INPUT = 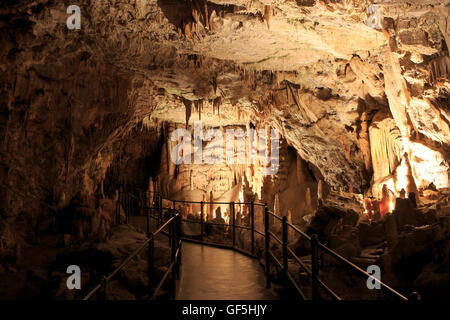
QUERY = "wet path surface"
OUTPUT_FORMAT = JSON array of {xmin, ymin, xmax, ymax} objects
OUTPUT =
[{"xmin": 177, "ymin": 242, "xmax": 279, "ymax": 300}]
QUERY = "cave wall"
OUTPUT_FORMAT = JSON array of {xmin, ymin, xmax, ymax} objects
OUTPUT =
[
  {"xmin": 1, "ymin": 0, "xmax": 449, "ymax": 260},
  {"xmin": 154, "ymin": 121, "xmax": 317, "ymax": 224}
]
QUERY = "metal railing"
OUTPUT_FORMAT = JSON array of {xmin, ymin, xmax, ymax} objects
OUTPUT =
[
  {"xmin": 164, "ymin": 197, "xmax": 414, "ymax": 300},
  {"xmin": 167, "ymin": 199, "xmax": 263, "ymax": 257},
  {"xmin": 87, "ymin": 190, "xmax": 418, "ymax": 301},
  {"xmin": 83, "ymin": 205, "xmax": 182, "ymax": 300},
  {"xmin": 262, "ymin": 206, "xmax": 416, "ymax": 300}
]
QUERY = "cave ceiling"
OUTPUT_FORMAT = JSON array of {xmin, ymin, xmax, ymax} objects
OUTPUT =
[{"xmin": 1, "ymin": 0, "xmax": 449, "ymax": 198}]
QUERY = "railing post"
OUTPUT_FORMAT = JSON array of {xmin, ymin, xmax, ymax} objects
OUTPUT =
[
  {"xmin": 126, "ymin": 193, "xmax": 130, "ymax": 224},
  {"xmin": 200, "ymin": 201, "xmax": 204, "ymax": 241},
  {"xmin": 176, "ymin": 213, "xmax": 181, "ymax": 279},
  {"xmin": 98, "ymin": 276, "xmax": 107, "ymax": 300},
  {"xmin": 158, "ymin": 195, "xmax": 162, "ymax": 227},
  {"xmin": 231, "ymin": 201, "xmax": 235, "ymax": 248},
  {"xmin": 116, "ymin": 191, "xmax": 120, "ymax": 225},
  {"xmin": 282, "ymin": 216, "xmax": 288, "ymax": 285},
  {"xmin": 125, "ymin": 193, "xmax": 128, "ymax": 223},
  {"xmin": 311, "ymin": 234, "xmax": 319, "ymax": 300},
  {"xmin": 170, "ymin": 215, "xmax": 176, "ymax": 300},
  {"xmin": 148, "ymin": 233, "xmax": 154, "ymax": 299},
  {"xmin": 264, "ymin": 204, "xmax": 271, "ymax": 288},
  {"xmin": 171, "ymin": 201, "xmax": 176, "ymax": 248},
  {"xmin": 128, "ymin": 193, "xmax": 131, "ymax": 222},
  {"xmin": 251, "ymin": 201, "xmax": 255, "ymax": 256},
  {"xmin": 146, "ymin": 208, "xmax": 150, "ymax": 235}
]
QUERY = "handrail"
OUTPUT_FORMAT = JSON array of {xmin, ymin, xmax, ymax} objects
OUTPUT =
[
  {"xmin": 262, "ymin": 206, "xmax": 410, "ymax": 300},
  {"xmin": 83, "ymin": 208, "xmax": 182, "ymax": 301},
  {"xmin": 267, "ymin": 210, "xmax": 283, "ymax": 222},
  {"xmin": 286, "ymin": 221, "xmax": 311, "ymax": 241},
  {"xmin": 316, "ymin": 242, "xmax": 408, "ymax": 300},
  {"xmin": 163, "ymin": 198, "xmax": 266, "ymax": 206},
  {"xmin": 106, "ymin": 190, "xmax": 415, "ymax": 301}
]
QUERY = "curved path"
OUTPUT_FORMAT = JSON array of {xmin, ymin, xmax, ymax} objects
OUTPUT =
[{"xmin": 177, "ymin": 242, "xmax": 279, "ymax": 300}]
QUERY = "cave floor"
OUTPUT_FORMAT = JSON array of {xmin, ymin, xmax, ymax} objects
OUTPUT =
[{"xmin": 177, "ymin": 242, "xmax": 279, "ymax": 300}]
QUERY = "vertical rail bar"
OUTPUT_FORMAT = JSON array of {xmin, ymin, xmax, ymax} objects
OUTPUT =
[
  {"xmin": 251, "ymin": 201, "xmax": 255, "ymax": 256},
  {"xmin": 264, "ymin": 204, "xmax": 271, "ymax": 288},
  {"xmin": 126, "ymin": 193, "xmax": 130, "ymax": 224},
  {"xmin": 282, "ymin": 216, "xmax": 288, "ymax": 284},
  {"xmin": 148, "ymin": 233, "xmax": 154, "ymax": 299},
  {"xmin": 146, "ymin": 208, "xmax": 150, "ymax": 235},
  {"xmin": 231, "ymin": 201, "xmax": 235, "ymax": 248},
  {"xmin": 170, "ymin": 215, "xmax": 176, "ymax": 299},
  {"xmin": 158, "ymin": 195, "xmax": 162, "ymax": 227},
  {"xmin": 170, "ymin": 201, "xmax": 176, "ymax": 248},
  {"xmin": 200, "ymin": 201, "xmax": 204, "ymax": 241},
  {"xmin": 176, "ymin": 213, "xmax": 181, "ymax": 279},
  {"xmin": 125, "ymin": 193, "xmax": 128, "ymax": 224},
  {"xmin": 311, "ymin": 234, "xmax": 319, "ymax": 300},
  {"xmin": 115, "ymin": 191, "xmax": 119, "ymax": 225}
]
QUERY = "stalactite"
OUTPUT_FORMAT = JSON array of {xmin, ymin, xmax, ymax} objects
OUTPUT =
[
  {"xmin": 203, "ymin": 0, "xmax": 209, "ymax": 30},
  {"xmin": 194, "ymin": 99, "xmax": 199, "ymax": 114},
  {"xmin": 212, "ymin": 76, "xmax": 217, "ymax": 95},
  {"xmin": 264, "ymin": 5, "xmax": 272, "ymax": 30},
  {"xmin": 182, "ymin": 97, "xmax": 192, "ymax": 128},
  {"xmin": 212, "ymin": 96, "xmax": 222, "ymax": 117}
]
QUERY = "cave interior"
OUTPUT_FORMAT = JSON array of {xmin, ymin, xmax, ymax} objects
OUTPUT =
[{"xmin": 0, "ymin": 0, "xmax": 449, "ymax": 301}]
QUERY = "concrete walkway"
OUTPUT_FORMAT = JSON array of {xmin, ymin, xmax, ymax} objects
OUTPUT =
[{"xmin": 177, "ymin": 242, "xmax": 279, "ymax": 300}]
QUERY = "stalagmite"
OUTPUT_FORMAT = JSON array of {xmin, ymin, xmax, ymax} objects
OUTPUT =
[
  {"xmin": 209, "ymin": 190, "xmax": 214, "ymax": 220},
  {"xmin": 296, "ymin": 155, "xmax": 304, "ymax": 185},
  {"xmin": 287, "ymin": 210, "xmax": 293, "ymax": 242},
  {"xmin": 148, "ymin": 177, "xmax": 154, "ymax": 205},
  {"xmin": 167, "ymin": 132, "xmax": 175, "ymax": 177},
  {"xmin": 157, "ymin": 176, "xmax": 162, "ymax": 198},
  {"xmin": 317, "ymin": 180, "xmax": 326, "ymax": 204},
  {"xmin": 359, "ymin": 112, "xmax": 371, "ymax": 171},
  {"xmin": 274, "ymin": 193, "xmax": 280, "ymax": 217},
  {"xmin": 404, "ymin": 153, "xmax": 418, "ymax": 195},
  {"xmin": 202, "ymin": 193, "xmax": 207, "ymax": 219},
  {"xmin": 305, "ymin": 187, "xmax": 312, "ymax": 212}
]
